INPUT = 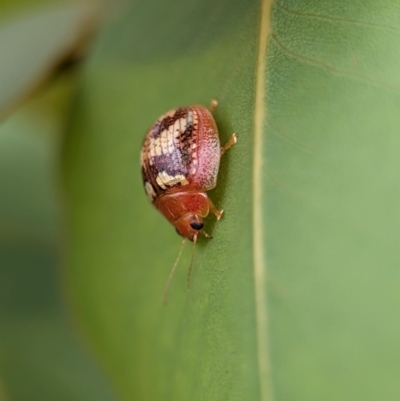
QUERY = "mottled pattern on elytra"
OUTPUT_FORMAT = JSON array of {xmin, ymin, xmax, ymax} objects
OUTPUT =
[
  {"xmin": 141, "ymin": 106, "xmax": 220, "ymax": 203},
  {"xmin": 141, "ymin": 107, "xmax": 198, "ymax": 201}
]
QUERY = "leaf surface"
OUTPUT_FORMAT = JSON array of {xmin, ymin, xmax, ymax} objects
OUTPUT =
[{"xmin": 64, "ymin": 0, "xmax": 400, "ymax": 400}]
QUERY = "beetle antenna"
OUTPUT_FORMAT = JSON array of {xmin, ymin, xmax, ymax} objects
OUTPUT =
[
  {"xmin": 187, "ymin": 234, "xmax": 197, "ymax": 289},
  {"xmin": 163, "ymin": 238, "xmax": 186, "ymax": 305}
]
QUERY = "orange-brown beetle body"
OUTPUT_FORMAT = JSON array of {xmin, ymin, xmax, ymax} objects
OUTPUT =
[{"xmin": 141, "ymin": 104, "xmax": 236, "ymax": 241}]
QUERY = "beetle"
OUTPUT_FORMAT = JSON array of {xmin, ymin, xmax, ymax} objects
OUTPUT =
[{"xmin": 140, "ymin": 100, "xmax": 236, "ymax": 302}]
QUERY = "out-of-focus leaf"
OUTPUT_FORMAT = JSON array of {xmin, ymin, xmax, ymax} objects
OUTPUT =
[
  {"xmin": 0, "ymin": 2, "xmax": 98, "ymax": 120},
  {"xmin": 63, "ymin": 0, "xmax": 400, "ymax": 400},
  {"xmin": 0, "ymin": 0, "xmax": 57, "ymax": 14},
  {"xmin": 0, "ymin": 77, "xmax": 118, "ymax": 401}
]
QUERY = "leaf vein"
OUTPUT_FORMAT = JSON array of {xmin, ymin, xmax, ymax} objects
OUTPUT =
[
  {"xmin": 275, "ymin": 1, "xmax": 400, "ymax": 32},
  {"xmin": 254, "ymin": 1, "xmax": 274, "ymax": 401},
  {"xmin": 271, "ymin": 33, "xmax": 400, "ymax": 93}
]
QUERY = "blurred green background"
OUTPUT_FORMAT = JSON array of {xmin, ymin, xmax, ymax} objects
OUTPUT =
[{"xmin": 0, "ymin": 0, "xmax": 118, "ymax": 400}]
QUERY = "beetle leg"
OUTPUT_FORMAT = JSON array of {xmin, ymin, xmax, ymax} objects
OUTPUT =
[
  {"xmin": 202, "ymin": 230, "xmax": 213, "ymax": 239},
  {"xmin": 221, "ymin": 133, "xmax": 237, "ymax": 155},
  {"xmin": 209, "ymin": 99, "xmax": 218, "ymax": 112},
  {"xmin": 208, "ymin": 197, "xmax": 224, "ymax": 220}
]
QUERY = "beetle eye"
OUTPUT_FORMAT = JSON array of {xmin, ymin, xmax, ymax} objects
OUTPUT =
[{"xmin": 190, "ymin": 222, "xmax": 204, "ymax": 230}]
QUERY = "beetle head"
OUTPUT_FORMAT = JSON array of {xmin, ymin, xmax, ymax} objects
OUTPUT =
[{"xmin": 174, "ymin": 214, "xmax": 206, "ymax": 241}]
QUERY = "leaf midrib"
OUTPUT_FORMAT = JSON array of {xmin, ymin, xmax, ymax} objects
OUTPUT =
[{"xmin": 253, "ymin": 0, "xmax": 274, "ymax": 400}]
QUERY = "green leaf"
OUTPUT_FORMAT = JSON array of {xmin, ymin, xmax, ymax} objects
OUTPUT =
[
  {"xmin": 0, "ymin": 2, "xmax": 97, "ymax": 120},
  {"xmin": 63, "ymin": 0, "xmax": 400, "ymax": 400}
]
